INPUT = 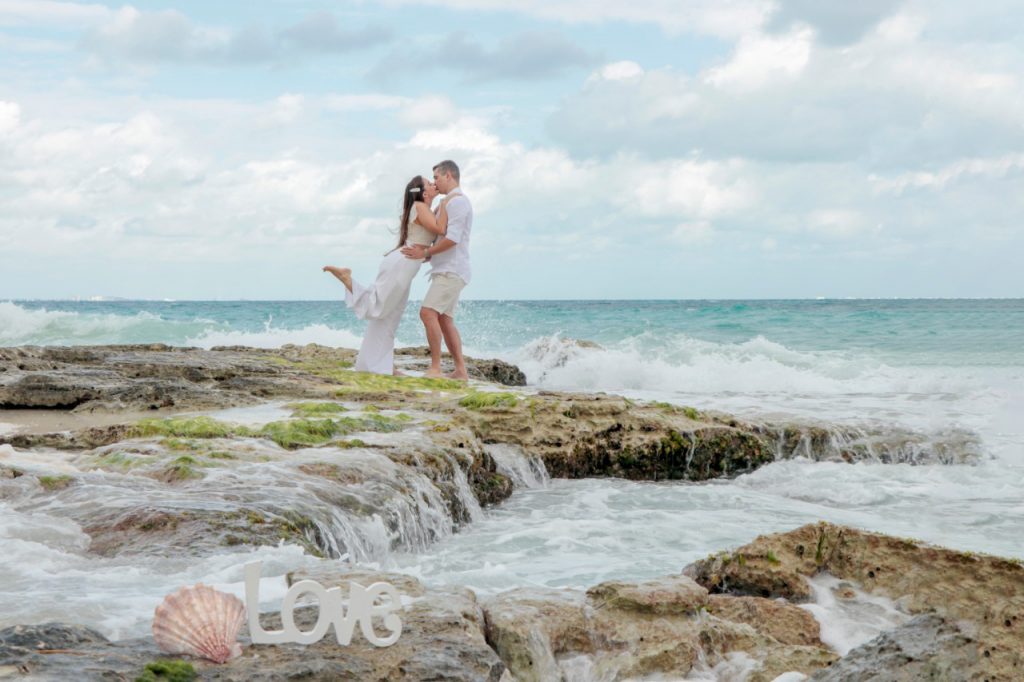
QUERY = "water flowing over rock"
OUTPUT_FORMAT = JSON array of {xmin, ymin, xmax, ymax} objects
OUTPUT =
[
  {"xmin": 482, "ymin": 576, "xmax": 836, "ymax": 682},
  {"xmin": 684, "ymin": 522, "xmax": 1024, "ymax": 680},
  {"xmin": 808, "ymin": 613, "xmax": 978, "ymax": 681},
  {"xmin": 3, "ymin": 524, "xmax": 1021, "ymax": 680}
]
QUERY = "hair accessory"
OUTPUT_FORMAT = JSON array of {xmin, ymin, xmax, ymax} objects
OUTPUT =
[{"xmin": 409, "ymin": 187, "xmax": 422, "ymax": 193}]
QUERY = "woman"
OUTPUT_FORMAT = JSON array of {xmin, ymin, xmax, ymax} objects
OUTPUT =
[{"xmin": 323, "ymin": 175, "xmax": 448, "ymax": 375}]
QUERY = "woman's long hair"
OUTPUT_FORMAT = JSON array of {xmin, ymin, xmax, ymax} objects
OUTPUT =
[{"xmin": 397, "ymin": 175, "xmax": 427, "ymax": 250}]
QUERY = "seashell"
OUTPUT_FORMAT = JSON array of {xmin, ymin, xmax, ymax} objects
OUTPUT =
[{"xmin": 152, "ymin": 584, "xmax": 246, "ymax": 664}]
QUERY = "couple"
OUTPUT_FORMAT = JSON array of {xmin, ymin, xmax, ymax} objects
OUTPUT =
[{"xmin": 323, "ymin": 160, "xmax": 472, "ymax": 380}]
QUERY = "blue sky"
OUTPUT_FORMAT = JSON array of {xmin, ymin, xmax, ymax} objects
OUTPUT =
[{"xmin": 0, "ymin": 0, "xmax": 1021, "ymax": 300}]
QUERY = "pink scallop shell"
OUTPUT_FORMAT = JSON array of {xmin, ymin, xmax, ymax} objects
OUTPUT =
[{"xmin": 152, "ymin": 583, "xmax": 246, "ymax": 664}]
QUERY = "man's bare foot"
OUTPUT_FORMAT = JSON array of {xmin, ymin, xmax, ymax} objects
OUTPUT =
[
  {"xmin": 446, "ymin": 371, "xmax": 469, "ymax": 382},
  {"xmin": 392, "ymin": 368, "xmax": 406, "ymax": 377}
]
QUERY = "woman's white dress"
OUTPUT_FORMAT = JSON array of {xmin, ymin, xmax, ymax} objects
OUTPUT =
[{"xmin": 345, "ymin": 214, "xmax": 434, "ymax": 374}]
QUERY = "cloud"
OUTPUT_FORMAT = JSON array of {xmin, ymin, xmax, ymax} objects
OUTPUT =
[
  {"xmin": 370, "ymin": 30, "xmax": 597, "ymax": 83},
  {"xmin": 378, "ymin": 0, "xmax": 772, "ymax": 39},
  {"xmin": 278, "ymin": 11, "xmax": 392, "ymax": 54},
  {"xmin": 324, "ymin": 94, "xmax": 410, "ymax": 112},
  {"xmin": 441, "ymin": 31, "xmax": 598, "ymax": 81},
  {"xmin": 548, "ymin": 15, "xmax": 1024, "ymax": 166},
  {"xmin": 766, "ymin": 0, "xmax": 904, "ymax": 45},
  {"xmin": 80, "ymin": 7, "xmax": 392, "ymax": 65},
  {"xmin": 869, "ymin": 153, "xmax": 1024, "ymax": 193},
  {"xmin": 1, "ymin": 86, "xmax": 1021, "ymax": 298},
  {"xmin": 0, "ymin": 0, "xmax": 112, "ymax": 27},
  {"xmin": 670, "ymin": 221, "xmax": 715, "ymax": 246},
  {"xmin": 0, "ymin": 100, "xmax": 19, "ymax": 135},
  {"xmin": 704, "ymin": 26, "xmax": 812, "ymax": 92}
]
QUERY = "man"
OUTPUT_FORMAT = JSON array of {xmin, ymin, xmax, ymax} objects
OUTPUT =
[{"xmin": 401, "ymin": 160, "xmax": 472, "ymax": 380}]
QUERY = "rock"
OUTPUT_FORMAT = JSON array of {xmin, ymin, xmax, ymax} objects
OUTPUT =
[
  {"xmin": 586, "ymin": 575, "xmax": 708, "ymax": 615},
  {"xmin": 483, "ymin": 588, "xmax": 591, "ymax": 681},
  {"xmin": 483, "ymin": 577, "xmax": 835, "ymax": 682},
  {"xmin": 0, "ymin": 622, "xmax": 109, "ymax": 652},
  {"xmin": 394, "ymin": 346, "xmax": 527, "ymax": 386},
  {"xmin": 684, "ymin": 522, "xmax": 1024, "ymax": 680},
  {"xmin": 468, "ymin": 358, "xmax": 527, "ymax": 386},
  {"xmin": 458, "ymin": 391, "xmax": 778, "ymax": 483},
  {"xmin": 809, "ymin": 614, "xmax": 978, "ymax": 681},
  {"xmin": 707, "ymin": 594, "xmax": 823, "ymax": 647}
]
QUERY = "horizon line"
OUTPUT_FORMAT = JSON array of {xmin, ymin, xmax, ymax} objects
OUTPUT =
[{"xmin": 5, "ymin": 297, "xmax": 1024, "ymax": 303}]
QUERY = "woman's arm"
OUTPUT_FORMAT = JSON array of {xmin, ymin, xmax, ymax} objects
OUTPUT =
[{"xmin": 414, "ymin": 202, "xmax": 446, "ymax": 236}]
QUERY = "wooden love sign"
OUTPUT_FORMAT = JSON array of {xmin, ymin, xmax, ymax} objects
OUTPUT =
[{"xmin": 244, "ymin": 561, "xmax": 403, "ymax": 647}]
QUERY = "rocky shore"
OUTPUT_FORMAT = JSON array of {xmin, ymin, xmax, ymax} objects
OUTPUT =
[
  {"xmin": 0, "ymin": 344, "xmax": 1012, "ymax": 680},
  {"xmin": 3, "ymin": 522, "xmax": 1020, "ymax": 680}
]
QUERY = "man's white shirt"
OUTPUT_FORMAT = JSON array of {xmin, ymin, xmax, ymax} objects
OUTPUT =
[{"xmin": 430, "ymin": 188, "xmax": 472, "ymax": 285}]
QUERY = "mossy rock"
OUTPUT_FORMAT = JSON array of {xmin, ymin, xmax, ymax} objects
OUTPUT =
[
  {"xmin": 135, "ymin": 416, "xmax": 241, "ymax": 439},
  {"xmin": 459, "ymin": 392, "xmax": 519, "ymax": 410},
  {"xmin": 290, "ymin": 361, "xmax": 460, "ymax": 393},
  {"xmin": 37, "ymin": 474, "xmax": 73, "ymax": 491},
  {"xmin": 259, "ymin": 419, "xmax": 340, "ymax": 449},
  {"xmin": 287, "ymin": 401, "xmax": 349, "ymax": 417},
  {"xmin": 136, "ymin": 659, "xmax": 196, "ymax": 682}
]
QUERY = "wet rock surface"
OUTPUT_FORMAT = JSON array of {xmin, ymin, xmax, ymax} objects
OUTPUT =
[
  {"xmin": 685, "ymin": 522, "xmax": 1024, "ymax": 680},
  {"xmin": 2, "ymin": 524, "xmax": 1021, "ymax": 680},
  {"xmin": 0, "ymin": 345, "xmax": 1006, "ymax": 680},
  {"xmin": 482, "ymin": 575, "xmax": 837, "ymax": 682},
  {"xmin": 808, "ymin": 613, "xmax": 978, "ymax": 681}
]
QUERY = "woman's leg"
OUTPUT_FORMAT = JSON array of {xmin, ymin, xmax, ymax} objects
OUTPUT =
[{"xmin": 354, "ymin": 304, "xmax": 404, "ymax": 375}]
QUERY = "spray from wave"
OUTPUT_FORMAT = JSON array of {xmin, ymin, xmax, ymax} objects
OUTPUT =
[
  {"xmin": 509, "ymin": 333, "xmax": 1012, "ymax": 436},
  {"xmin": 0, "ymin": 302, "xmax": 366, "ymax": 350}
]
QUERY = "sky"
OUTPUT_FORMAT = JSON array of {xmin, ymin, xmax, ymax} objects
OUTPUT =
[{"xmin": 0, "ymin": 0, "xmax": 1021, "ymax": 300}]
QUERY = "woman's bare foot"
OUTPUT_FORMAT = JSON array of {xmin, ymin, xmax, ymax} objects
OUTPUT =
[
  {"xmin": 322, "ymin": 266, "xmax": 353, "ymax": 293},
  {"xmin": 423, "ymin": 368, "xmax": 445, "ymax": 379},
  {"xmin": 446, "ymin": 371, "xmax": 469, "ymax": 382}
]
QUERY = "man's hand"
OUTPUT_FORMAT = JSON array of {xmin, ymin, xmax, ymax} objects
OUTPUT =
[{"xmin": 401, "ymin": 244, "xmax": 427, "ymax": 260}]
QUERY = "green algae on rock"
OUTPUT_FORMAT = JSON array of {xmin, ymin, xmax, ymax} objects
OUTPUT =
[
  {"xmin": 136, "ymin": 659, "xmax": 197, "ymax": 682},
  {"xmin": 286, "ymin": 401, "xmax": 349, "ymax": 417},
  {"xmin": 458, "ymin": 391, "xmax": 519, "ymax": 410},
  {"xmin": 37, "ymin": 474, "xmax": 74, "ymax": 491}
]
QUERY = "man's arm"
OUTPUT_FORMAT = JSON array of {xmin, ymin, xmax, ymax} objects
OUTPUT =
[
  {"xmin": 401, "ymin": 237, "xmax": 456, "ymax": 260},
  {"xmin": 402, "ymin": 196, "xmax": 467, "ymax": 259}
]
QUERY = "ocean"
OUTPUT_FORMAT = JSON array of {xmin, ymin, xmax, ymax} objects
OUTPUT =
[{"xmin": 1, "ymin": 298, "xmax": 1022, "ymax": 641}]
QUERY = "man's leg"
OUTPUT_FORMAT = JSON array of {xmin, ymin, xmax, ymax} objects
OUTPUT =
[
  {"xmin": 419, "ymin": 307, "xmax": 444, "ymax": 377},
  {"xmin": 438, "ymin": 314, "xmax": 468, "ymax": 380}
]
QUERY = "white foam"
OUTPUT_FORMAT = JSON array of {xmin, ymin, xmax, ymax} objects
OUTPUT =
[
  {"xmin": 800, "ymin": 573, "xmax": 909, "ymax": 656},
  {"xmin": 195, "ymin": 402, "xmax": 294, "ymax": 426},
  {"xmin": 0, "ymin": 301, "xmax": 365, "ymax": 350},
  {"xmin": 0, "ymin": 502, "xmax": 318, "ymax": 639},
  {"xmin": 185, "ymin": 323, "xmax": 363, "ymax": 350},
  {"xmin": 486, "ymin": 443, "xmax": 549, "ymax": 489},
  {"xmin": 509, "ymin": 333, "xmax": 1020, "ymax": 445},
  {"xmin": 683, "ymin": 651, "xmax": 760, "ymax": 681}
]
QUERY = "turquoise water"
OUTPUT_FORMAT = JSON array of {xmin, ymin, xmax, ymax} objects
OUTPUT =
[{"xmin": 3, "ymin": 299, "xmax": 1022, "ymax": 365}]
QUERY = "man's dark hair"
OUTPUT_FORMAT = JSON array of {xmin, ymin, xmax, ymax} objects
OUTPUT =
[{"xmin": 433, "ymin": 160, "xmax": 460, "ymax": 182}]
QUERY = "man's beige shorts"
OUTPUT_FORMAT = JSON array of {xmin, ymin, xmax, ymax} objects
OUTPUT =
[{"xmin": 422, "ymin": 273, "xmax": 466, "ymax": 317}]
